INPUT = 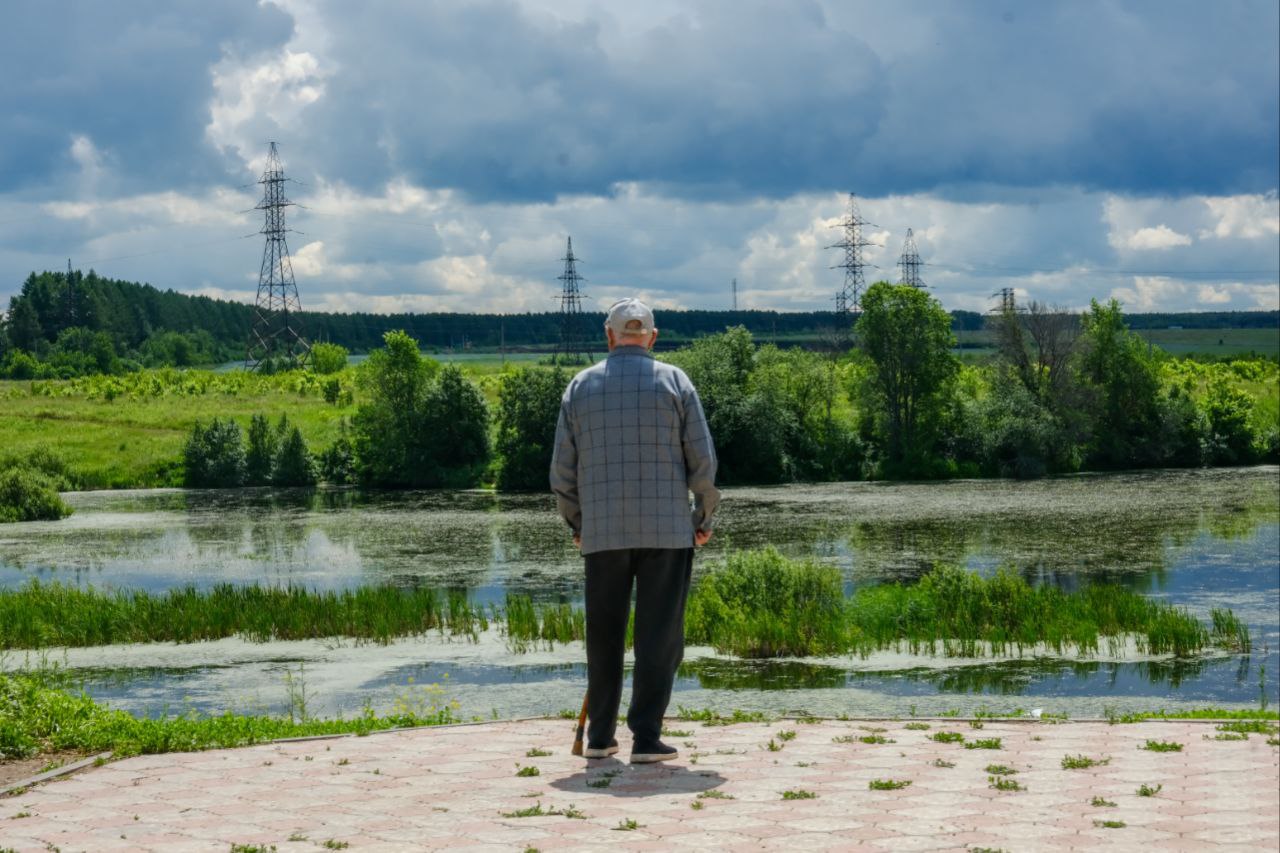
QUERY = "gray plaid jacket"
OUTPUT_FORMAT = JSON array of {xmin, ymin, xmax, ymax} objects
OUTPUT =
[{"xmin": 550, "ymin": 345, "xmax": 719, "ymax": 555}]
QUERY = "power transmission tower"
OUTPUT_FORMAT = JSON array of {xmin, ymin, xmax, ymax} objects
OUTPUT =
[
  {"xmin": 992, "ymin": 287, "xmax": 1017, "ymax": 313},
  {"xmin": 732, "ymin": 277, "xmax": 738, "ymax": 311},
  {"xmin": 827, "ymin": 192, "xmax": 875, "ymax": 317},
  {"xmin": 556, "ymin": 236, "xmax": 589, "ymax": 364},
  {"xmin": 897, "ymin": 228, "xmax": 925, "ymax": 289},
  {"xmin": 245, "ymin": 142, "xmax": 309, "ymax": 371}
]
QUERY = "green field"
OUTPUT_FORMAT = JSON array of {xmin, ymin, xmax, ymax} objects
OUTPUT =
[{"xmin": 954, "ymin": 326, "xmax": 1278, "ymax": 358}]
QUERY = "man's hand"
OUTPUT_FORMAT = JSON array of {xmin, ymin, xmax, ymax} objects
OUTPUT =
[
  {"xmin": 694, "ymin": 528, "xmax": 712, "ymax": 547},
  {"xmin": 573, "ymin": 533, "xmax": 581, "ymax": 549}
]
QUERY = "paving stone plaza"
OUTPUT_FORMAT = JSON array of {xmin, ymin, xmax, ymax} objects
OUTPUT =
[{"xmin": 1, "ymin": 716, "xmax": 1277, "ymax": 851}]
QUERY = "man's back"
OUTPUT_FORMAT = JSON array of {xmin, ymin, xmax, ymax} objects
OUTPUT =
[{"xmin": 550, "ymin": 345, "xmax": 718, "ymax": 555}]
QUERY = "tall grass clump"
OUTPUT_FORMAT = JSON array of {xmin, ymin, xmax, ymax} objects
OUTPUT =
[
  {"xmin": 0, "ymin": 581, "xmax": 489, "ymax": 648},
  {"xmin": 685, "ymin": 547, "xmax": 847, "ymax": 657},
  {"xmin": 501, "ymin": 592, "xmax": 587, "ymax": 651}
]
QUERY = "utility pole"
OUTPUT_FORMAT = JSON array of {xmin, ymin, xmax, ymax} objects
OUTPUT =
[
  {"xmin": 732, "ymin": 277, "xmax": 738, "ymax": 312},
  {"xmin": 897, "ymin": 228, "xmax": 925, "ymax": 289},
  {"xmin": 992, "ymin": 287, "xmax": 1016, "ymax": 314},
  {"xmin": 245, "ymin": 142, "xmax": 309, "ymax": 370},
  {"xmin": 64, "ymin": 258, "xmax": 78, "ymax": 331},
  {"xmin": 827, "ymin": 192, "xmax": 875, "ymax": 318},
  {"xmin": 556, "ymin": 237, "xmax": 588, "ymax": 364}
]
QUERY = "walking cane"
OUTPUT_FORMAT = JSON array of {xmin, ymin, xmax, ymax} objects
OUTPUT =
[{"xmin": 570, "ymin": 691, "xmax": 588, "ymax": 756}]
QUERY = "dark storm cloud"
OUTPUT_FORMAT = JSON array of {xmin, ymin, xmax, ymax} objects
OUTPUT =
[
  {"xmin": 298, "ymin": 0, "xmax": 1277, "ymax": 201},
  {"xmin": 0, "ymin": 0, "xmax": 293, "ymax": 193}
]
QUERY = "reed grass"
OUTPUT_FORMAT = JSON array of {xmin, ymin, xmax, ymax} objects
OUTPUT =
[
  {"xmin": 0, "ymin": 580, "xmax": 488, "ymax": 648},
  {"xmin": 0, "ymin": 548, "xmax": 1253, "ymax": 660}
]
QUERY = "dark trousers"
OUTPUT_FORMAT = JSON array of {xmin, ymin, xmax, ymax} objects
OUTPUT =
[{"xmin": 584, "ymin": 547, "xmax": 693, "ymax": 746}]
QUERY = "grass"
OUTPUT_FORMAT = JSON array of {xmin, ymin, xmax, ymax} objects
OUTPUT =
[
  {"xmin": 1090, "ymin": 796, "xmax": 1117, "ymax": 807},
  {"xmin": 525, "ymin": 747, "xmax": 552, "ymax": 757},
  {"xmin": 0, "ymin": 552, "xmax": 1248, "ymax": 660},
  {"xmin": 988, "ymin": 776, "xmax": 1023, "ymax": 791},
  {"xmin": 674, "ymin": 707, "xmax": 774, "ymax": 726},
  {"xmin": 1061, "ymin": 754, "xmax": 1110, "ymax": 770},
  {"xmin": 781, "ymin": 789, "xmax": 817, "ymax": 799},
  {"xmin": 984, "ymin": 764, "xmax": 1017, "ymax": 775},
  {"xmin": 868, "ymin": 779, "xmax": 911, "ymax": 791},
  {"xmin": 515, "ymin": 765, "xmax": 540, "ymax": 777},
  {"xmin": 500, "ymin": 802, "xmax": 586, "ymax": 819},
  {"xmin": 0, "ymin": 669, "xmax": 455, "ymax": 760},
  {"xmin": 1136, "ymin": 783, "xmax": 1162, "ymax": 797},
  {"xmin": 1106, "ymin": 707, "xmax": 1279, "ymax": 723},
  {"xmin": 697, "ymin": 790, "xmax": 734, "ymax": 800},
  {"xmin": 859, "ymin": 734, "xmax": 894, "ymax": 744},
  {"xmin": 0, "ymin": 369, "xmax": 357, "ymax": 490},
  {"xmin": 612, "ymin": 818, "xmax": 642, "ymax": 831},
  {"xmin": 903, "ymin": 722, "xmax": 931, "ymax": 730},
  {"xmin": 685, "ymin": 549, "xmax": 1241, "ymax": 659},
  {"xmin": 1140, "ymin": 739, "xmax": 1184, "ymax": 752},
  {"xmin": 1093, "ymin": 819, "xmax": 1126, "ymax": 829},
  {"xmin": 931, "ymin": 758, "xmax": 955, "ymax": 768},
  {"xmin": 963, "ymin": 738, "xmax": 1002, "ymax": 750},
  {"xmin": 1216, "ymin": 720, "xmax": 1279, "ymax": 735},
  {"xmin": 930, "ymin": 732, "xmax": 965, "ymax": 744},
  {"xmin": 0, "ymin": 581, "xmax": 490, "ymax": 648}
]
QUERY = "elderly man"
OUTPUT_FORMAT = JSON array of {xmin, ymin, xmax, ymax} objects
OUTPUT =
[{"xmin": 550, "ymin": 297, "xmax": 719, "ymax": 763}]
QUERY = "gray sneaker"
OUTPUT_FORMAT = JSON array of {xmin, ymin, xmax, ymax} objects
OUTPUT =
[
  {"xmin": 583, "ymin": 738, "xmax": 619, "ymax": 759},
  {"xmin": 630, "ymin": 740, "xmax": 678, "ymax": 763}
]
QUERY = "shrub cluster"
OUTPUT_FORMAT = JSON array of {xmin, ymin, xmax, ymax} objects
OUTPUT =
[
  {"xmin": 0, "ymin": 448, "xmax": 75, "ymax": 523},
  {"xmin": 184, "ymin": 413, "xmax": 316, "ymax": 488}
]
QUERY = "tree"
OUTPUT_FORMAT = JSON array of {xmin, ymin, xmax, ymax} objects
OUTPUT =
[
  {"xmin": 245, "ymin": 414, "xmax": 279, "ymax": 485},
  {"xmin": 494, "ymin": 366, "xmax": 568, "ymax": 491},
  {"xmin": 183, "ymin": 418, "xmax": 246, "ymax": 487},
  {"xmin": 1077, "ymin": 299, "xmax": 1164, "ymax": 468},
  {"xmin": 352, "ymin": 330, "xmax": 488, "ymax": 487},
  {"xmin": 855, "ymin": 282, "xmax": 958, "ymax": 473},
  {"xmin": 7, "ymin": 298, "xmax": 43, "ymax": 353},
  {"xmin": 272, "ymin": 425, "xmax": 317, "ymax": 486},
  {"xmin": 309, "ymin": 342, "xmax": 349, "ymax": 375}
]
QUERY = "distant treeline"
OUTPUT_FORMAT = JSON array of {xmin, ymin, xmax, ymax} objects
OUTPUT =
[{"xmin": 2, "ymin": 269, "xmax": 1276, "ymax": 376}]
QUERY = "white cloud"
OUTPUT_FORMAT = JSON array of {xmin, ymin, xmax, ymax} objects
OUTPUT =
[
  {"xmin": 1200, "ymin": 193, "xmax": 1280, "ymax": 240},
  {"xmin": 1196, "ymin": 282, "xmax": 1280, "ymax": 309},
  {"xmin": 1110, "ymin": 276, "xmax": 1189, "ymax": 311},
  {"xmin": 1121, "ymin": 225, "xmax": 1193, "ymax": 251}
]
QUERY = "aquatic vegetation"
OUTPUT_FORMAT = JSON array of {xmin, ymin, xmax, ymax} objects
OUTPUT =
[
  {"xmin": 687, "ymin": 551, "xmax": 1242, "ymax": 659},
  {"xmin": 0, "ymin": 581, "xmax": 490, "ymax": 648},
  {"xmin": 0, "ymin": 669, "xmax": 456, "ymax": 760},
  {"xmin": 0, "ymin": 550, "xmax": 1254, "ymax": 661}
]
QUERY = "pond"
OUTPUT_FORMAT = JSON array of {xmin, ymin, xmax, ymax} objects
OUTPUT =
[{"xmin": 2, "ymin": 467, "xmax": 1277, "ymax": 720}]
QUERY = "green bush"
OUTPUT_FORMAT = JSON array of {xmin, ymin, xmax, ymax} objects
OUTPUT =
[
  {"xmin": 494, "ymin": 366, "xmax": 569, "ymax": 491},
  {"xmin": 273, "ymin": 424, "xmax": 317, "ymax": 487},
  {"xmin": 183, "ymin": 417, "xmax": 246, "ymax": 487},
  {"xmin": 309, "ymin": 342, "xmax": 349, "ymax": 375},
  {"xmin": 318, "ymin": 428, "xmax": 355, "ymax": 485},
  {"xmin": 244, "ymin": 413, "xmax": 279, "ymax": 485},
  {"xmin": 686, "ymin": 547, "xmax": 846, "ymax": 657},
  {"xmin": 0, "ymin": 466, "xmax": 73, "ymax": 523},
  {"xmin": 1200, "ymin": 377, "xmax": 1256, "ymax": 464},
  {"xmin": 352, "ymin": 331, "xmax": 488, "ymax": 487}
]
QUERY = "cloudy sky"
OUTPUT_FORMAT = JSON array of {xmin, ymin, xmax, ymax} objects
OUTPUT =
[{"xmin": 2, "ymin": 0, "xmax": 1277, "ymax": 316}]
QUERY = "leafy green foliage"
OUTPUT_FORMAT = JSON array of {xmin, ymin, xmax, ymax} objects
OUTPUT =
[
  {"xmin": 0, "ymin": 669, "xmax": 455, "ymax": 760},
  {"xmin": 352, "ymin": 331, "xmax": 488, "ymax": 487},
  {"xmin": 855, "ymin": 282, "xmax": 958, "ymax": 475},
  {"xmin": 273, "ymin": 422, "xmax": 317, "ymax": 487},
  {"xmin": 309, "ymin": 342, "xmax": 349, "ymax": 375},
  {"xmin": 182, "ymin": 417, "xmax": 246, "ymax": 487},
  {"xmin": 244, "ymin": 413, "xmax": 279, "ymax": 485},
  {"xmin": 0, "ymin": 465, "xmax": 73, "ymax": 523},
  {"xmin": 494, "ymin": 366, "xmax": 568, "ymax": 490}
]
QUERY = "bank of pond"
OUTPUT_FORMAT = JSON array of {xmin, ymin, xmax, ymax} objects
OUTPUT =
[{"xmin": 0, "ymin": 549, "xmax": 1249, "ymax": 660}]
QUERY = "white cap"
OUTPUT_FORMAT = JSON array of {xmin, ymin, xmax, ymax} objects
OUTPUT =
[{"xmin": 605, "ymin": 297, "xmax": 656, "ymax": 338}]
